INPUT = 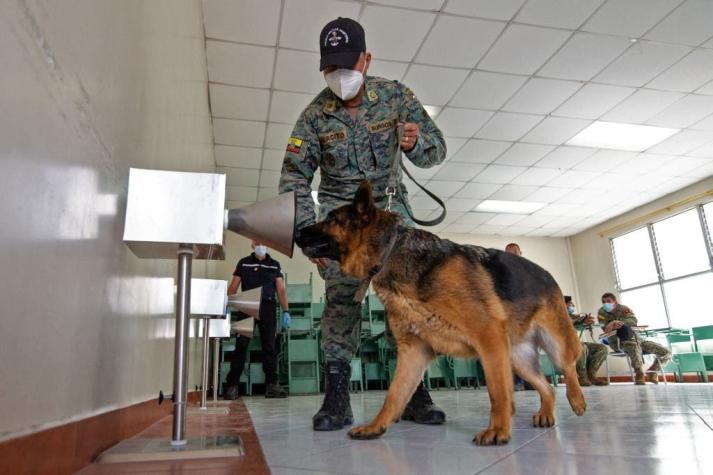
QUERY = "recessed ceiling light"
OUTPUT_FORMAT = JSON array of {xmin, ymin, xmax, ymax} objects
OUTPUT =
[
  {"xmin": 567, "ymin": 121, "xmax": 679, "ymax": 151},
  {"xmin": 476, "ymin": 200, "xmax": 545, "ymax": 214}
]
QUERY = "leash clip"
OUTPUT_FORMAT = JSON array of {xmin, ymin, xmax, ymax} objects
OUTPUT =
[{"xmin": 385, "ymin": 186, "xmax": 396, "ymax": 212}]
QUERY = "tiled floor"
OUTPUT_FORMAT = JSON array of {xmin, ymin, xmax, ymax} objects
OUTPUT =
[{"xmin": 245, "ymin": 384, "xmax": 713, "ymax": 475}]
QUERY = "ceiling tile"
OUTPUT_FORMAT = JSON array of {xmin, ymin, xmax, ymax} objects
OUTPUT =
[
  {"xmin": 203, "ymin": 0, "xmax": 281, "ymax": 45},
  {"xmin": 687, "ymin": 140, "xmax": 713, "ymax": 158},
  {"xmin": 478, "ymin": 24, "xmax": 571, "ymax": 75},
  {"xmin": 215, "ymin": 145, "xmax": 264, "ymax": 169},
  {"xmin": 691, "ymin": 114, "xmax": 713, "ymax": 131},
  {"xmin": 572, "ymin": 149, "xmax": 636, "ymax": 172},
  {"xmin": 360, "ymin": 5, "xmax": 436, "ymax": 61},
  {"xmin": 273, "ymin": 49, "xmax": 323, "ymax": 94},
  {"xmin": 494, "ymin": 143, "xmax": 556, "ymax": 166},
  {"xmin": 535, "ymin": 146, "xmax": 596, "ymax": 169},
  {"xmin": 601, "ymin": 88, "xmax": 685, "ymax": 124},
  {"xmin": 474, "ymin": 112, "xmax": 543, "ymax": 141},
  {"xmin": 226, "ymin": 200, "xmax": 255, "ymax": 209},
  {"xmin": 558, "ymin": 188, "xmax": 608, "ymax": 205},
  {"xmin": 435, "ymin": 108, "xmax": 494, "ymax": 138},
  {"xmin": 432, "ymin": 162, "xmax": 486, "ymax": 181},
  {"xmin": 517, "ymin": 214, "xmax": 557, "ymax": 227},
  {"xmin": 213, "ymin": 119, "xmax": 266, "ymax": 147},
  {"xmin": 538, "ymin": 32, "xmax": 632, "ymax": 81},
  {"xmin": 474, "ymin": 224, "xmax": 510, "ymax": 235},
  {"xmin": 423, "ymin": 180, "xmax": 465, "ymax": 198},
  {"xmin": 654, "ymin": 156, "xmax": 711, "ymax": 176},
  {"xmin": 554, "ymin": 84, "xmax": 635, "ymax": 120},
  {"xmin": 503, "ymin": 78, "xmax": 582, "ymax": 115},
  {"xmin": 682, "ymin": 160, "xmax": 713, "ymax": 177},
  {"xmin": 647, "ymin": 49, "xmax": 713, "ymax": 93},
  {"xmin": 264, "ymin": 123, "xmax": 293, "ymax": 150},
  {"xmin": 525, "ymin": 186, "xmax": 571, "ymax": 202},
  {"xmin": 473, "ymin": 164, "xmax": 528, "ymax": 184},
  {"xmin": 647, "ymin": 130, "xmax": 713, "ymax": 155},
  {"xmin": 546, "ymin": 169, "xmax": 601, "ymax": 188},
  {"xmin": 227, "ymin": 185, "xmax": 258, "ymax": 202},
  {"xmin": 450, "ymin": 139, "xmax": 512, "ymax": 164},
  {"xmin": 206, "ymin": 41, "xmax": 275, "ymax": 88},
  {"xmin": 259, "ymin": 169, "xmax": 282, "ymax": 188},
  {"xmin": 262, "ymin": 149, "xmax": 285, "ymax": 171},
  {"xmin": 581, "ymin": 173, "xmax": 635, "ymax": 191},
  {"xmin": 697, "ymin": 80, "xmax": 713, "ymax": 95},
  {"xmin": 512, "ymin": 168, "xmax": 565, "ymax": 187},
  {"xmin": 645, "ymin": 0, "xmax": 713, "ymax": 46},
  {"xmin": 489, "ymin": 184, "xmax": 540, "ymax": 200},
  {"xmin": 614, "ymin": 153, "xmax": 674, "ymax": 174},
  {"xmin": 445, "ymin": 198, "xmax": 480, "ymax": 212},
  {"xmin": 444, "ymin": 137, "xmax": 468, "ymax": 159},
  {"xmin": 417, "ymin": 16, "xmax": 504, "ymax": 68},
  {"xmin": 443, "ymin": 223, "xmax": 477, "ymax": 234},
  {"xmin": 582, "ymin": 0, "xmax": 681, "ymax": 37},
  {"xmin": 404, "ymin": 161, "xmax": 444, "ymax": 180},
  {"xmin": 534, "ymin": 203, "xmax": 579, "ymax": 216},
  {"xmin": 457, "ymin": 212, "xmax": 497, "ymax": 225},
  {"xmin": 402, "ymin": 65, "xmax": 470, "ymax": 106},
  {"xmin": 521, "ymin": 116, "xmax": 592, "ymax": 145},
  {"xmin": 594, "ymin": 41, "xmax": 691, "ymax": 87},
  {"xmin": 210, "ymin": 84, "xmax": 270, "ymax": 121},
  {"xmin": 453, "ymin": 182, "xmax": 503, "ymax": 199},
  {"xmin": 369, "ymin": 60, "xmax": 409, "ymax": 81},
  {"xmin": 426, "ymin": 209, "xmax": 464, "ymax": 225},
  {"xmin": 217, "ymin": 166, "xmax": 261, "ymax": 187},
  {"xmin": 501, "ymin": 225, "xmax": 539, "ymax": 236},
  {"xmin": 269, "ymin": 91, "xmax": 314, "ymax": 124},
  {"xmin": 443, "ymin": 0, "xmax": 526, "ymax": 21},
  {"xmin": 526, "ymin": 228, "xmax": 558, "ymax": 236},
  {"xmin": 486, "ymin": 213, "xmax": 528, "ymax": 226},
  {"xmin": 410, "ymin": 195, "xmax": 441, "ymax": 211},
  {"xmin": 279, "ymin": 0, "xmax": 361, "ymax": 51},
  {"xmin": 515, "ymin": 0, "xmax": 606, "ymax": 29},
  {"xmin": 451, "ymin": 71, "xmax": 528, "ymax": 110},
  {"xmin": 647, "ymin": 94, "xmax": 713, "ymax": 128},
  {"xmin": 370, "ymin": 0, "xmax": 445, "ymax": 10}
]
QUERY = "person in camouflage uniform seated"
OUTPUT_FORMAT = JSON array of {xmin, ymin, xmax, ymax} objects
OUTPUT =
[
  {"xmin": 597, "ymin": 293, "xmax": 671, "ymax": 385},
  {"xmin": 278, "ymin": 17, "xmax": 447, "ymax": 431},
  {"xmin": 565, "ymin": 296, "xmax": 608, "ymax": 386}
]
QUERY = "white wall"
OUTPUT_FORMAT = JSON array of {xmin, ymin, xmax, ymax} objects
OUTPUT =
[{"xmin": 0, "ymin": 0, "xmax": 213, "ymax": 440}]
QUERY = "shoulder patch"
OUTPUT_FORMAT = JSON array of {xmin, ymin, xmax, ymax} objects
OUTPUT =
[
  {"xmin": 367, "ymin": 89, "xmax": 379, "ymax": 103},
  {"xmin": 286, "ymin": 136, "xmax": 302, "ymax": 154},
  {"xmin": 403, "ymin": 87, "xmax": 415, "ymax": 100},
  {"xmin": 325, "ymin": 99, "xmax": 337, "ymax": 113}
]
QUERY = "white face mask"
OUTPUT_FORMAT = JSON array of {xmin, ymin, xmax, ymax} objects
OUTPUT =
[
  {"xmin": 254, "ymin": 245, "xmax": 267, "ymax": 257},
  {"xmin": 324, "ymin": 61, "xmax": 366, "ymax": 101}
]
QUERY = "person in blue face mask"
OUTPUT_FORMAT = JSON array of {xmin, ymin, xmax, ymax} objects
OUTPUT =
[
  {"xmin": 597, "ymin": 293, "xmax": 671, "ymax": 385},
  {"xmin": 224, "ymin": 241, "xmax": 291, "ymax": 399}
]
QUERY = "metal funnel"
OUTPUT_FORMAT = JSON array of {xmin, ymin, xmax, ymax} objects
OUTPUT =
[
  {"xmin": 225, "ymin": 191, "xmax": 296, "ymax": 258},
  {"xmin": 227, "ymin": 287, "xmax": 262, "ymax": 319}
]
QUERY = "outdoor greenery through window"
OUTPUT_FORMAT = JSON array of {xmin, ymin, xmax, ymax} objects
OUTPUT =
[{"xmin": 611, "ymin": 203, "xmax": 713, "ymax": 330}]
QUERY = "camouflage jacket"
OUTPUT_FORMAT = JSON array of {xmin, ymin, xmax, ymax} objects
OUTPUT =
[
  {"xmin": 278, "ymin": 75, "xmax": 446, "ymax": 231},
  {"xmin": 597, "ymin": 304, "xmax": 638, "ymax": 327}
]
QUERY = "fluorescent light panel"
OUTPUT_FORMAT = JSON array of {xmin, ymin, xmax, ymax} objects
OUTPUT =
[
  {"xmin": 476, "ymin": 200, "xmax": 545, "ymax": 214},
  {"xmin": 567, "ymin": 121, "xmax": 679, "ymax": 151}
]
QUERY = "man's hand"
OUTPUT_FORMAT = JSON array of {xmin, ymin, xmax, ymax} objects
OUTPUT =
[
  {"xmin": 310, "ymin": 257, "xmax": 330, "ymax": 269},
  {"xmin": 282, "ymin": 311, "xmax": 291, "ymax": 329},
  {"xmin": 583, "ymin": 315, "xmax": 595, "ymax": 326},
  {"xmin": 604, "ymin": 321, "xmax": 624, "ymax": 332},
  {"xmin": 400, "ymin": 122, "xmax": 420, "ymax": 152}
]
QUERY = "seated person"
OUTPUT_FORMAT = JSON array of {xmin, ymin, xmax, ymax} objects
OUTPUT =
[
  {"xmin": 597, "ymin": 292, "xmax": 671, "ymax": 385},
  {"xmin": 565, "ymin": 296, "xmax": 608, "ymax": 386}
]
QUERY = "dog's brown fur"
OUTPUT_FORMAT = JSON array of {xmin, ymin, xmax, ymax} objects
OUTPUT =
[{"xmin": 297, "ymin": 182, "xmax": 586, "ymax": 445}]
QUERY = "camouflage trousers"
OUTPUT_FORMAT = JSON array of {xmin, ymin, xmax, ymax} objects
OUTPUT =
[
  {"xmin": 608, "ymin": 336, "xmax": 672, "ymax": 374},
  {"xmin": 576, "ymin": 342, "xmax": 608, "ymax": 377}
]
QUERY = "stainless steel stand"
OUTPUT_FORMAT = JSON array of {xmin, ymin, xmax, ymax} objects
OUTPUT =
[
  {"xmin": 171, "ymin": 244, "xmax": 192, "ymax": 445},
  {"xmin": 188, "ymin": 317, "xmax": 229, "ymax": 414},
  {"xmin": 213, "ymin": 337, "xmax": 220, "ymax": 403}
]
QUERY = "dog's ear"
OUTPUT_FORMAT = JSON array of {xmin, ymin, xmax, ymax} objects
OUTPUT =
[{"xmin": 353, "ymin": 181, "xmax": 376, "ymax": 218}]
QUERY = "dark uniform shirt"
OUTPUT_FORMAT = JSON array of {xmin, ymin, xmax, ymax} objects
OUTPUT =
[{"xmin": 233, "ymin": 253, "xmax": 282, "ymax": 300}]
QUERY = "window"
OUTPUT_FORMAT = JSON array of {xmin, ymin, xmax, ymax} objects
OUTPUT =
[{"xmin": 610, "ymin": 202, "xmax": 713, "ymax": 329}]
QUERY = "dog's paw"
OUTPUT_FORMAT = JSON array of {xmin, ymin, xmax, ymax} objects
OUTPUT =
[
  {"xmin": 567, "ymin": 392, "xmax": 587, "ymax": 416},
  {"xmin": 473, "ymin": 427, "xmax": 511, "ymax": 446},
  {"xmin": 348, "ymin": 423, "xmax": 387, "ymax": 440},
  {"xmin": 532, "ymin": 411, "xmax": 555, "ymax": 428}
]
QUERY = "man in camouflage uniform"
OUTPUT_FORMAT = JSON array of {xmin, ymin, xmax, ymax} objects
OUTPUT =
[
  {"xmin": 278, "ymin": 18, "xmax": 447, "ymax": 431},
  {"xmin": 598, "ymin": 292, "xmax": 671, "ymax": 385},
  {"xmin": 565, "ymin": 296, "xmax": 608, "ymax": 386}
]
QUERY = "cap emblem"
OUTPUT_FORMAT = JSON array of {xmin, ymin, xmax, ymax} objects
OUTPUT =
[{"xmin": 325, "ymin": 28, "xmax": 349, "ymax": 47}]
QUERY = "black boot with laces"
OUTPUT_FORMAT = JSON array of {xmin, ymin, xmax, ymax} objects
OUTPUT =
[
  {"xmin": 313, "ymin": 360, "xmax": 354, "ymax": 431},
  {"xmin": 401, "ymin": 381, "xmax": 446, "ymax": 424}
]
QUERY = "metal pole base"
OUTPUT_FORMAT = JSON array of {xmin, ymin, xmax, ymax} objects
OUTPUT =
[
  {"xmin": 96, "ymin": 436, "xmax": 244, "ymax": 463},
  {"xmin": 187, "ymin": 406, "xmax": 230, "ymax": 415}
]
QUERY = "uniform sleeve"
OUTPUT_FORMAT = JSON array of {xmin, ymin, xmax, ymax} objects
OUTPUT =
[
  {"xmin": 619, "ymin": 306, "xmax": 638, "ymax": 327},
  {"xmin": 233, "ymin": 258, "xmax": 244, "ymax": 278},
  {"xmin": 274, "ymin": 259, "xmax": 283, "ymax": 278},
  {"xmin": 278, "ymin": 110, "xmax": 320, "ymax": 231},
  {"xmin": 397, "ymin": 82, "xmax": 446, "ymax": 169},
  {"xmin": 597, "ymin": 308, "xmax": 608, "ymax": 324}
]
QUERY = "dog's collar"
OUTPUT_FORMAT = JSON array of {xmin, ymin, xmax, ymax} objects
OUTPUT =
[{"xmin": 353, "ymin": 228, "xmax": 401, "ymax": 303}]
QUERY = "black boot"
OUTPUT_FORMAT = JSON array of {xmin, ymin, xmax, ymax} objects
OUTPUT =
[
  {"xmin": 313, "ymin": 360, "xmax": 353, "ymax": 431},
  {"xmin": 265, "ymin": 383, "xmax": 288, "ymax": 398},
  {"xmin": 223, "ymin": 385, "xmax": 240, "ymax": 400},
  {"xmin": 402, "ymin": 381, "xmax": 446, "ymax": 424}
]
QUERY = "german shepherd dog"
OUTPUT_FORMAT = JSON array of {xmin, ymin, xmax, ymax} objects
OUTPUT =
[{"xmin": 296, "ymin": 182, "xmax": 586, "ymax": 445}]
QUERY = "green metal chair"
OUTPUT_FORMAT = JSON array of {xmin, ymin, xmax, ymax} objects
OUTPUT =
[
  {"xmin": 364, "ymin": 361, "xmax": 386, "ymax": 389},
  {"xmin": 540, "ymin": 352, "xmax": 562, "ymax": 386},
  {"xmin": 692, "ymin": 325, "xmax": 713, "ymax": 376},
  {"xmin": 426, "ymin": 356, "xmax": 453, "ymax": 389},
  {"xmin": 666, "ymin": 332, "xmax": 708, "ymax": 383},
  {"xmin": 287, "ymin": 332, "xmax": 321, "ymax": 394},
  {"xmin": 350, "ymin": 358, "xmax": 364, "ymax": 392},
  {"xmin": 449, "ymin": 357, "xmax": 481, "ymax": 389}
]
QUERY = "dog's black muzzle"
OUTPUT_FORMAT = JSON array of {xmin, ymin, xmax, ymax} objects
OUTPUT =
[{"xmin": 295, "ymin": 226, "xmax": 341, "ymax": 261}]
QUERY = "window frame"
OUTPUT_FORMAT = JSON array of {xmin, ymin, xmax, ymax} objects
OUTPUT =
[{"xmin": 609, "ymin": 201, "xmax": 713, "ymax": 329}]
